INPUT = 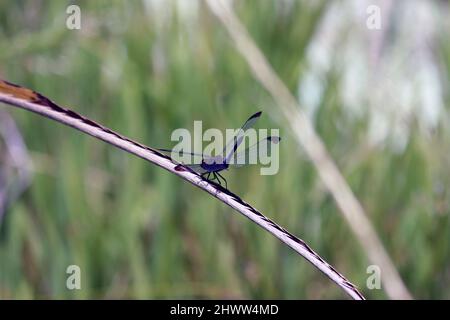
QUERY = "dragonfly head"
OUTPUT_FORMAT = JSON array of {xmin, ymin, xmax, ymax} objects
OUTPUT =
[{"xmin": 267, "ymin": 136, "xmax": 281, "ymax": 143}]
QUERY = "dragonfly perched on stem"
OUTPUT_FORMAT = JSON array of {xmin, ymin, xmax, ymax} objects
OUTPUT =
[
  {"xmin": 0, "ymin": 79, "xmax": 365, "ymax": 299},
  {"xmin": 157, "ymin": 111, "xmax": 280, "ymax": 189}
]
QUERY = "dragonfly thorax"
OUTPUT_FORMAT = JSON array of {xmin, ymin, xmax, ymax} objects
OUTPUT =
[{"xmin": 201, "ymin": 155, "xmax": 229, "ymax": 172}]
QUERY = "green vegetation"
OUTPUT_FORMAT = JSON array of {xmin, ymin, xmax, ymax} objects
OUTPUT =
[{"xmin": 0, "ymin": 0, "xmax": 449, "ymax": 299}]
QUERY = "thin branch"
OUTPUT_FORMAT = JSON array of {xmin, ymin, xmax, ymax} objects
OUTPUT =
[
  {"xmin": 205, "ymin": 0, "xmax": 411, "ymax": 300},
  {"xmin": 0, "ymin": 79, "xmax": 364, "ymax": 299}
]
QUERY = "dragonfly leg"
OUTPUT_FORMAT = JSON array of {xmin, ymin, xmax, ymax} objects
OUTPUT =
[
  {"xmin": 211, "ymin": 172, "xmax": 218, "ymax": 184},
  {"xmin": 201, "ymin": 172, "xmax": 209, "ymax": 182},
  {"xmin": 199, "ymin": 172, "xmax": 212, "ymax": 187},
  {"xmin": 209, "ymin": 172, "xmax": 219, "ymax": 186},
  {"xmin": 216, "ymin": 172, "xmax": 227, "ymax": 189},
  {"xmin": 213, "ymin": 172, "xmax": 225, "ymax": 188},
  {"xmin": 209, "ymin": 172, "xmax": 218, "ymax": 184},
  {"xmin": 213, "ymin": 172, "xmax": 221, "ymax": 186}
]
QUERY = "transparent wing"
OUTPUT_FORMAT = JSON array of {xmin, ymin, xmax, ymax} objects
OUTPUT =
[
  {"xmin": 156, "ymin": 148, "xmax": 204, "ymax": 165},
  {"xmin": 156, "ymin": 148, "xmax": 204, "ymax": 157},
  {"xmin": 181, "ymin": 164, "xmax": 209, "ymax": 174},
  {"xmin": 223, "ymin": 111, "xmax": 262, "ymax": 163},
  {"xmin": 227, "ymin": 136, "xmax": 281, "ymax": 168}
]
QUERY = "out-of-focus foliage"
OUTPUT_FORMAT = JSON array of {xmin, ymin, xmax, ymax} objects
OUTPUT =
[{"xmin": 0, "ymin": 0, "xmax": 449, "ymax": 299}]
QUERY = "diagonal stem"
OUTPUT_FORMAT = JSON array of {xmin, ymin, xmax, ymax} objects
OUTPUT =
[{"xmin": 0, "ymin": 79, "xmax": 364, "ymax": 299}]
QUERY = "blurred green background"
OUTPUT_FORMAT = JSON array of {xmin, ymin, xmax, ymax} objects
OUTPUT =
[{"xmin": 0, "ymin": 0, "xmax": 449, "ymax": 299}]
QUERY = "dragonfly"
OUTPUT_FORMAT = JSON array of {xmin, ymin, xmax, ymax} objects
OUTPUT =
[{"xmin": 157, "ymin": 111, "xmax": 281, "ymax": 189}]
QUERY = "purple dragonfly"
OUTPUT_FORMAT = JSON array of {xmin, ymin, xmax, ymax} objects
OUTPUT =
[{"xmin": 157, "ymin": 111, "xmax": 280, "ymax": 189}]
